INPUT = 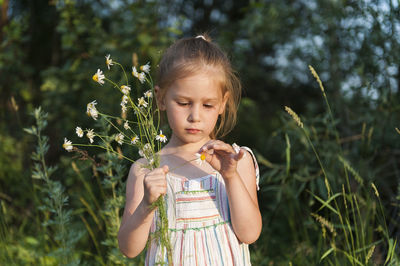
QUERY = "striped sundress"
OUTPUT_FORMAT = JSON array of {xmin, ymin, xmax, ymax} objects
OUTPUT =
[{"xmin": 145, "ymin": 146, "xmax": 260, "ymax": 266}]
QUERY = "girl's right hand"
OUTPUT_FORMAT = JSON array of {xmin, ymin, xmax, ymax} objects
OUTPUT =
[{"xmin": 142, "ymin": 165, "xmax": 169, "ymax": 207}]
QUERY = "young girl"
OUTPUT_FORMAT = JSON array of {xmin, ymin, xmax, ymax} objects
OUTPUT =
[{"xmin": 118, "ymin": 35, "xmax": 262, "ymax": 265}]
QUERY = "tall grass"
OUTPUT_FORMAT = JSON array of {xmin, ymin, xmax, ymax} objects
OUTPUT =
[{"xmin": 280, "ymin": 67, "xmax": 398, "ymax": 265}]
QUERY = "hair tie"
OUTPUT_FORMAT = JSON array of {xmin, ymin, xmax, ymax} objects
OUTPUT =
[{"xmin": 195, "ymin": 35, "xmax": 206, "ymax": 41}]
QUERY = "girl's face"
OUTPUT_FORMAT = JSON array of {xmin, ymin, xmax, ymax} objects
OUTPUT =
[{"xmin": 158, "ymin": 70, "xmax": 227, "ymax": 146}]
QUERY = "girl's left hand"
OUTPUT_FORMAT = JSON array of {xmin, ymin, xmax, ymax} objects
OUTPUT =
[{"xmin": 199, "ymin": 140, "xmax": 245, "ymax": 179}]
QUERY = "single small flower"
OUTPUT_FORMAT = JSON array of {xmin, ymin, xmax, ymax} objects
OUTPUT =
[
  {"xmin": 143, "ymin": 143, "xmax": 151, "ymax": 151},
  {"xmin": 124, "ymin": 121, "xmax": 130, "ymax": 130},
  {"xmin": 87, "ymin": 100, "xmax": 99, "ymax": 120},
  {"xmin": 148, "ymin": 157, "xmax": 154, "ymax": 165},
  {"xmin": 63, "ymin": 138, "xmax": 73, "ymax": 152},
  {"xmin": 76, "ymin": 127, "xmax": 84, "ymax": 137},
  {"xmin": 144, "ymin": 90, "xmax": 152, "ymax": 98},
  {"xmin": 121, "ymin": 85, "xmax": 131, "ymax": 95},
  {"xmin": 131, "ymin": 135, "xmax": 138, "ymax": 144},
  {"xmin": 132, "ymin": 66, "xmax": 138, "ymax": 77},
  {"xmin": 156, "ymin": 130, "xmax": 167, "ymax": 143},
  {"xmin": 195, "ymin": 152, "xmax": 206, "ymax": 165},
  {"xmin": 92, "ymin": 69, "xmax": 105, "ymax": 85},
  {"xmin": 86, "ymin": 129, "xmax": 95, "ymax": 143},
  {"xmin": 138, "ymin": 149, "xmax": 144, "ymax": 157},
  {"xmin": 115, "ymin": 133, "xmax": 124, "ymax": 145},
  {"xmin": 105, "ymin": 54, "xmax": 114, "ymax": 70},
  {"xmin": 138, "ymin": 72, "xmax": 146, "ymax": 83},
  {"xmin": 121, "ymin": 104, "xmax": 127, "ymax": 113},
  {"xmin": 140, "ymin": 62, "xmax": 151, "ymax": 74},
  {"xmin": 122, "ymin": 95, "xmax": 129, "ymax": 105},
  {"xmin": 138, "ymin": 97, "xmax": 148, "ymax": 108}
]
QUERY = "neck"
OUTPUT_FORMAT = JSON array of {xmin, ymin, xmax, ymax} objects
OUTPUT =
[{"xmin": 162, "ymin": 134, "xmax": 211, "ymax": 155}]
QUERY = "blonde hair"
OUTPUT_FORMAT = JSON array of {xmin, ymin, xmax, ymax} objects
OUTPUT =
[{"xmin": 157, "ymin": 34, "xmax": 241, "ymax": 138}]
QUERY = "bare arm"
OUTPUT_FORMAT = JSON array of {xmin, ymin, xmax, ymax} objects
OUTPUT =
[
  {"xmin": 118, "ymin": 160, "xmax": 168, "ymax": 258},
  {"xmin": 200, "ymin": 141, "xmax": 262, "ymax": 244}
]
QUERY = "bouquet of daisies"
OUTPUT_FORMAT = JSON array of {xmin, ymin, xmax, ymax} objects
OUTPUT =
[{"xmin": 63, "ymin": 54, "xmax": 172, "ymax": 264}]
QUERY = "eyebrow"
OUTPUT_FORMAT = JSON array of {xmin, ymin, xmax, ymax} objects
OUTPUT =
[{"xmin": 173, "ymin": 95, "xmax": 220, "ymax": 102}]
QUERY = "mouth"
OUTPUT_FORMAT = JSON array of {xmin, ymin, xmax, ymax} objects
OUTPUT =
[{"xmin": 186, "ymin": 128, "xmax": 201, "ymax": 134}]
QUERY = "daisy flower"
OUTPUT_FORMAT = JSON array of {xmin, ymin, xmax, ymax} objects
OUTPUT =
[
  {"xmin": 138, "ymin": 72, "xmax": 146, "ymax": 83},
  {"xmin": 143, "ymin": 143, "xmax": 151, "ymax": 151},
  {"xmin": 144, "ymin": 90, "xmax": 152, "ymax": 98},
  {"xmin": 140, "ymin": 62, "xmax": 151, "ymax": 74},
  {"xmin": 121, "ymin": 85, "xmax": 131, "ymax": 95},
  {"xmin": 121, "ymin": 104, "xmax": 127, "ymax": 113},
  {"xmin": 138, "ymin": 149, "xmax": 144, "ymax": 157},
  {"xmin": 86, "ymin": 129, "xmax": 95, "ymax": 143},
  {"xmin": 92, "ymin": 69, "xmax": 105, "ymax": 85},
  {"xmin": 115, "ymin": 133, "xmax": 124, "ymax": 145},
  {"xmin": 132, "ymin": 66, "xmax": 138, "ymax": 77},
  {"xmin": 155, "ymin": 130, "xmax": 167, "ymax": 143},
  {"xmin": 138, "ymin": 97, "xmax": 148, "ymax": 108},
  {"xmin": 63, "ymin": 138, "xmax": 73, "ymax": 152},
  {"xmin": 105, "ymin": 54, "xmax": 114, "ymax": 70},
  {"xmin": 124, "ymin": 121, "xmax": 130, "ymax": 130},
  {"xmin": 195, "ymin": 152, "xmax": 206, "ymax": 166},
  {"xmin": 86, "ymin": 100, "xmax": 99, "ymax": 120},
  {"xmin": 131, "ymin": 135, "xmax": 138, "ymax": 144},
  {"xmin": 76, "ymin": 126, "xmax": 84, "ymax": 137},
  {"xmin": 121, "ymin": 95, "xmax": 129, "ymax": 105}
]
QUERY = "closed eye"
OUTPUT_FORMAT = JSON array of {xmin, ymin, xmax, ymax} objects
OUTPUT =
[
  {"xmin": 177, "ymin": 102, "xmax": 189, "ymax": 106},
  {"xmin": 203, "ymin": 104, "xmax": 213, "ymax": 108}
]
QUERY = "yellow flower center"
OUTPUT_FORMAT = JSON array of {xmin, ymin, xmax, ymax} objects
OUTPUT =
[
  {"xmin": 200, "ymin": 153, "xmax": 206, "ymax": 161},
  {"xmin": 160, "ymin": 134, "xmax": 165, "ymax": 138},
  {"xmin": 92, "ymin": 74, "xmax": 98, "ymax": 82}
]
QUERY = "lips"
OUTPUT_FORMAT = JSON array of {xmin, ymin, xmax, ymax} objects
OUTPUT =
[{"xmin": 186, "ymin": 128, "xmax": 201, "ymax": 134}]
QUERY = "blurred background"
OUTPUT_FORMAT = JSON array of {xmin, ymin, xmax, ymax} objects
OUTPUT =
[{"xmin": 1, "ymin": 0, "xmax": 399, "ymax": 265}]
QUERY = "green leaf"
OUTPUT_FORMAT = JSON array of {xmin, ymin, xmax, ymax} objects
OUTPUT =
[{"xmin": 320, "ymin": 247, "xmax": 334, "ymax": 262}]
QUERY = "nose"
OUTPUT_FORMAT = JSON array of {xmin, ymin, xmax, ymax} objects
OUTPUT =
[{"xmin": 188, "ymin": 104, "xmax": 200, "ymax": 122}]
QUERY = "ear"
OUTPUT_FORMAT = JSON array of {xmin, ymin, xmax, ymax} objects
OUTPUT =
[
  {"xmin": 218, "ymin": 92, "xmax": 229, "ymax": 115},
  {"xmin": 155, "ymin": 86, "xmax": 166, "ymax": 111}
]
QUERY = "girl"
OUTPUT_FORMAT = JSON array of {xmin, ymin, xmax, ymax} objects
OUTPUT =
[{"xmin": 118, "ymin": 35, "xmax": 262, "ymax": 265}]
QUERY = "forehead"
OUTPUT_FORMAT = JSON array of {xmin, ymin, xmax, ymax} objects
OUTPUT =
[{"xmin": 167, "ymin": 68, "xmax": 225, "ymax": 100}]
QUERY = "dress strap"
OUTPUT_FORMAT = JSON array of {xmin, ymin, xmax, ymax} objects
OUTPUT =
[{"xmin": 232, "ymin": 143, "xmax": 260, "ymax": 190}]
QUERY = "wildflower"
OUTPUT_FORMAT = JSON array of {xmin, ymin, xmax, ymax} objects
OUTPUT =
[
  {"xmin": 115, "ymin": 133, "xmax": 124, "ymax": 145},
  {"xmin": 121, "ymin": 104, "xmax": 127, "ymax": 113},
  {"xmin": 122, "ymin": 95, "xmax": 129, "ymax": 105},
  {"xmin": 156, "ymin": 130, "xmax": 167, "ymax": 143},
  {"xmin": 148, "ymin": 157, "xmax": 154, "ymax": 165},
  {"xmin": 76, "ymin": 127, "xmax": 84, "ymax": 137},
  {"xmin": 132, "ymin": 66, "xmax": 138, "ymax": 77},
  {"xmin": 138, "ymin": 97, "xmax": 148, "ymax": 108},
  {"xmin": 124, "ymin": 121, "xmax": 130, "ymax": 130},
  {"xmin": 105, "ymin": 54, "xmax": 114, "ymax": 70},
  {"xmin": 92, "ymin": 69, "xmax": 105, "ymax": 85},
  {"xmin": 140, "ymin": 62, "xmax": 151, "ymax": 74},
  {"xmin": 121, "ymin": 85, "xmax": 131, "ymax": 95},
  {"xmin": 138, "ymin": 149, "xmax": 144, "ymax": 157},
  {"xmin": 131, "ymin": 135, "xmax": 138, "ymax": 144},
  {"xmin": 87, "ymin": 100, "xmax": 99, "ymax": 120},
  {"xmin": 284, "ymin": 106, "xmax": 303, "ymax": 128},
  {"xmin": 143, "ymin": 143, "xmax": 151, "ymax": 151},
  {"xmin": 86, "ymin": 129, "xmax": 95, "ymax": 143},
  {"xmin": 63, "ymin": 138, "xmax": 73, "ymax": 152},
  {"xmin": 138, "ymin": 72, "xmax": 146, "ymax": 83},
  {"xmin": 144, "ymin": 90, "xmax": 152, "ymax": 98},
  {"xmin": 195, "ymin": 152, "xmax": 206, "ymax": 165}
]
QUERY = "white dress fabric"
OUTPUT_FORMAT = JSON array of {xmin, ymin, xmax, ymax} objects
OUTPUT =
[{"xmin": 145, "ymin": 146, "xmax": 260, "ymax": 266}]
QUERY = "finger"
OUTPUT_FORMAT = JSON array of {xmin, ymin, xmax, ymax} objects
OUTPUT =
[
  {"xmin": 162, "ymin": 165, "xmax": 169, "ymax": 173},
  {"xmin": 234, "ymin": 148, "xmax": 245, "ymax": 161}
]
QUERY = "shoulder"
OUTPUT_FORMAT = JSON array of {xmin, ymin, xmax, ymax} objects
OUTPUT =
[{"xmin": 234, "ymin": 144, "xmax": 260, "ymax": 190}]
